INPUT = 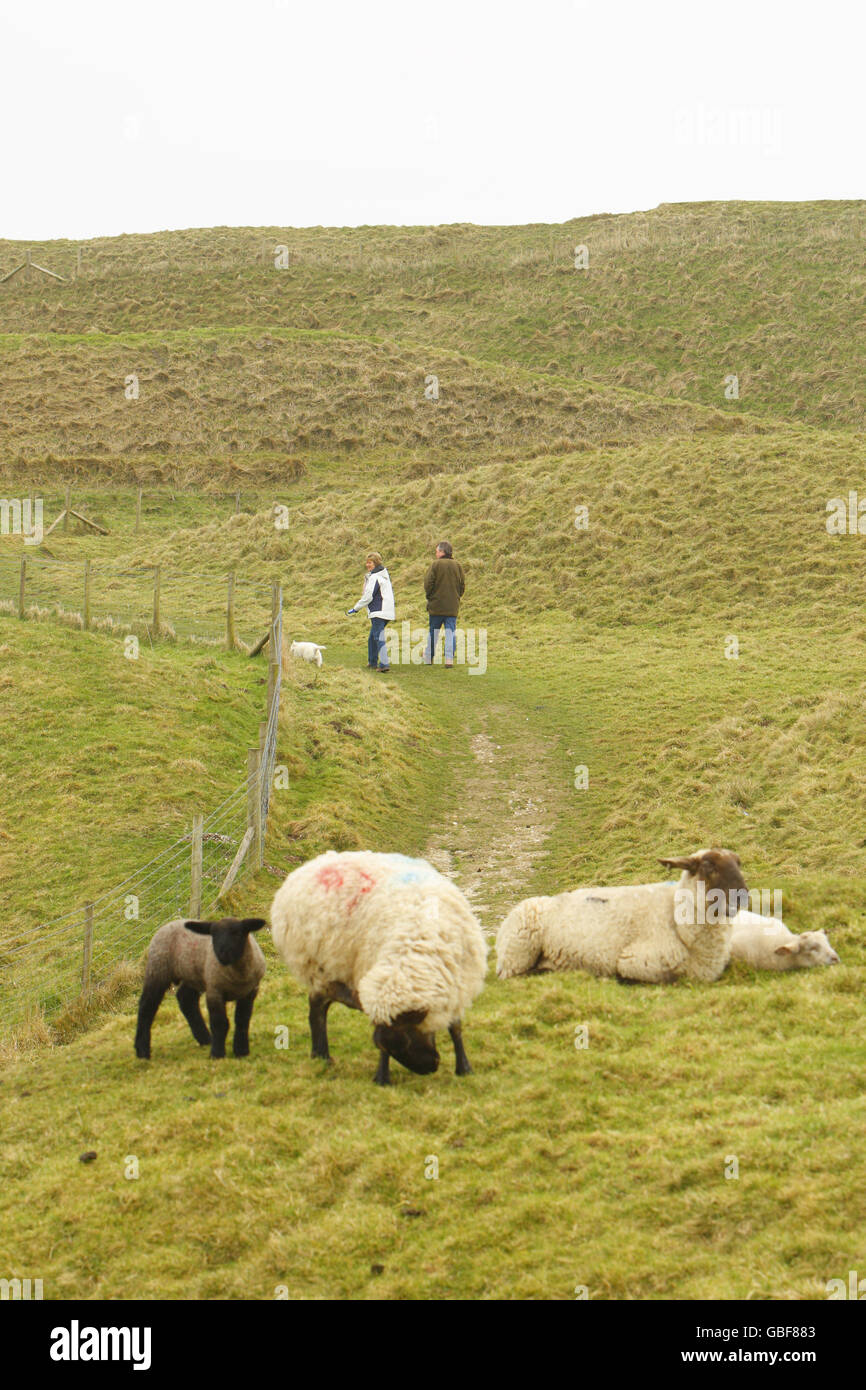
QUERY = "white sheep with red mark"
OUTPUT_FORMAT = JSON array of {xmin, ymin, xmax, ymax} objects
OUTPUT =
[
  {"xmin": 730, "ymin": 910, "xmax": 840, "ymax": 970},
  {"xmin": 269, "ymin": 850, "xmax": 487, "ymax": 1084}
]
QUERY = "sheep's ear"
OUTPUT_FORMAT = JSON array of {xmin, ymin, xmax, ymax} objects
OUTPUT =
[
  {"xmin": 184, "ymin": 920, "xmax": 213, "ymax": 935},
  {"xmin": 240, "ymin": 918, "xmax": 267, "ymax": 933},
  {"xmin": 774, "ymin": 943, "xmax": 796, "ymax": 955},
  {"xmin": 393, "ymin": 1009, "xmax": 428, "ymax": 1027},
  {"xmin": 659, "ymin": 856, "xmax": 699, "ymax": 874}
]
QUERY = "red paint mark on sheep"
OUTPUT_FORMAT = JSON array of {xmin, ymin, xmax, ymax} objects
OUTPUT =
[
  {"xmin": 315, "ymin": 864, "xmax": 377, "ymax": 913},
  {"xmin": 346, "ymin": 871, "xmax": 376, "ymax": 913}
]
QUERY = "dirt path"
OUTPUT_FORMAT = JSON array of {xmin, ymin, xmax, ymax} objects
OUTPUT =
[{"xmin": 424, "ymin": 709, "xmax": 558, "ymax": 937}]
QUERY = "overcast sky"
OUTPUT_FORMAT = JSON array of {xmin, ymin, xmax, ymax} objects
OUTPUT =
[{"xmin": 0, "ymin": 0, "xmax": 861, "ymax": 239}]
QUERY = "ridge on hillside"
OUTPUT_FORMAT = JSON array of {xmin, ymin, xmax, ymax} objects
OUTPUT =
[
  {"xmin": 2, "ymin": 201, "xmax": 864, "ymax": 427},
  {"xmin": 0, "ymin": 326, "xmax": 762, "ymax": 470}
]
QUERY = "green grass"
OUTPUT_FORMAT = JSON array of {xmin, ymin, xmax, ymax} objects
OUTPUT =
[
  {"xmin": 3, "ymin": 202, "xmax": 866, "ymax": 429},
  {"xmin": 2, "ymin": 204, "xmax": 866, "ymax": 1300}
]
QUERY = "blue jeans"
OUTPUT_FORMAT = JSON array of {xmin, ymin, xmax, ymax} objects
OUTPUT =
[
  {"xmin": 428, "ymin": 615, "xmax": 457, "ymax": 662},
  {"xmin": 368, "ymin": 617, "xmax": 390, "ymax": 669}
]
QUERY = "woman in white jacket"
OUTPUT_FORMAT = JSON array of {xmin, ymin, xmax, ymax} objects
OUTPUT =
[{"xmin": 347, "ymin": 551, "xmax": 396, "ymax": 672}]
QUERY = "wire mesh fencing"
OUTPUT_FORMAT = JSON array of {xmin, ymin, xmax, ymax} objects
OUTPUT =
[
  {"xmin": 0, "ymin": 553, "xmax": 274, "ymax": 650},
  {"xmin": 0, "ymin": 592, "xmax": 283, "ymax": 1039}
]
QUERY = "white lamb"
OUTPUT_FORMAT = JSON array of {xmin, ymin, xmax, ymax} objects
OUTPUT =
[
  {"xmin": 496, "ymin": 848, "xmax": 748, "ymax": 984},
  {"xmin": 270, "ymin": 850, "xmax": 487, "ymax": 1084},
  {"xmin": 730, "ymin": 909, "xmax": 840, "ymax": 970},
  {"xmin": 289, "ymin": 640, "xmax": 326, "ymax": 667}
]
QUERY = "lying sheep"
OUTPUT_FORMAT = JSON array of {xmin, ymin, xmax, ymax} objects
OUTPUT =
[
  {"xmin": 289, "ymin": 640, "xmax": 326, "ymax": 668},
  {"xmin": 730, "ymin": 909, "xmax": 840, "ymax": 970},
  {"xmin": 134, "ymin": 916, "xmax": 267, "ymax": 1060},
  {"xmin": 496, "ymin": 848, "xmax": 748, "ymax": 984},
  {"xmin": 270, "ymin": 851, "xmax": 487, "ymax": 1084}
]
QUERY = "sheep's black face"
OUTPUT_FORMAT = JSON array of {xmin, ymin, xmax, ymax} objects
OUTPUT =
[
  {"xmin": 184, "ymin": 917, "xmax": 267, "ymax": 966},
  {"xmin": 374, "ymin": 1012, "xmax": 439, "ymax": 1075}
]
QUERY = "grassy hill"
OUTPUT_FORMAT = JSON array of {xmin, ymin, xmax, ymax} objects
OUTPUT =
[
  {"xmin": 2, "ymin": 201, "xmax": 865, "ymax": 428},
  {"xmin": 0, "ymin": 325, "xmax": 758, "ymax": 480},
  {"xmin": 2, "ymin": 202, "xmax": 866, "ymax": 1301}
]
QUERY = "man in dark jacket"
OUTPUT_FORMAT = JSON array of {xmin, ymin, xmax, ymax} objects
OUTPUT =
[{"xmin": 424, "ymin": 540, "xmax": 465, "ymax": 668}]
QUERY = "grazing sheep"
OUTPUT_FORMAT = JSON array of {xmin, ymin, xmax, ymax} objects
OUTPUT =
[
  {"xmin": 730, "ymin": 909, "xmax": 840, "ymax": 970},
  {"xmin": 496, "ymin": 848, "xmax": 748, "ymax": 984},
  {"xmin": 270, "ymin": 851, "xmax": 487, "ymax": 1084},
  {"xmin": 289, "ymin": 640, "xmax": 326, "ymax": 668},
  {"xmin": 134, "ymin": 917, "xmax": 266, "ymax": 1060}
]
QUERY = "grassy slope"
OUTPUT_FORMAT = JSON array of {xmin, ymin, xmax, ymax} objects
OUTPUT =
[
  {"xmin": 0, "ymin": 325, "xmax": 756, "ymax": 472},
  {"xmin": 1, "ymin": 649, "xmax": 864, "ymax": 1300},
  {"xmin": 2, "ymin": 201, "xmax": 865, "ymax": 427},
  {"xmin": 2, "ymin": 204, "xmax": 866, "ymax": 1300}
]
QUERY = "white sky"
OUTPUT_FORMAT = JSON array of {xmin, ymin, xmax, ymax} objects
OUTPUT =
[{"xmin": 0, "ymin": 0, "xmax": 862, "ymax": 239}]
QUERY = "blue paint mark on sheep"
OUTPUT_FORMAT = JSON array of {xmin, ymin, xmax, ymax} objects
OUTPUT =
[{"xmin": 382, "ymin": 853, "xmax": 441, "ymax": 886}]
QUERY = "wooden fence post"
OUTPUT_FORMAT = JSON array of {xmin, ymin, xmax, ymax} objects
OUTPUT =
[
  {"xmin": 81, "ymin": 904, "xmax": 94, "ymax": 994},
  {"xmin": 189, "ymin": 814, "xmax": 204, "ymax": 918},
  {"xmin": 83, "ymin": 558, "xmax": 91, "ymax": 630},
  {"xmin": 235, "ymin": 490, "xmax": 241, "ymax": 514},
  {"xmin": 17, "ymin": 557, "xmax": 25, "ymax": 619},
  {"xmin": 135, "ymin": 487, "xmax": 142, "ymax": 534},
  {"xmin": 152, "ymin": 564, "xmax": 161, "ymax": 635},
  {"xmin": 76, "ymin": 246, "xmax": 82, "ymax": 278},
  {"xmin": 226, "ymin": 571, "xmax": 237, "ymax": 650},
  {"xmin": 63, "ymin": 485, "xmax": 71, "ymax": 534},
  {"xmin": 247, "ymin": 747, "xmax": 262, "ymax": 868}
]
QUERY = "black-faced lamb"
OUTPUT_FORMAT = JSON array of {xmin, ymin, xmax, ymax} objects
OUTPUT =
[{"xmin": 134, "ymin": 916, "xmax": 266, "ymax": 1060}]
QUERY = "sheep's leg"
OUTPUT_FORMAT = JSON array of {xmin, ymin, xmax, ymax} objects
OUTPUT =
[
  {"xmin": 309, "ymin": 994, "xmax": 334, "ymax": 1061},
  {"xmin": 233, "ymin": 991, "xmax": 257, "ymax": 1057},
  {"xmin": 449, "ymin": 1022, "xmax": 472, "ymax": 1076},
  {"xmin": 373, "ymin": 1045, "xmax": 391, "ymax": 1087},
  {"xmin": 176, "ymin": 984, "xmax": 211, "ymax": 1047},
  {"xmin": 134, "ymin": 981, "xmax": 168, "ymax": 1059},
  {"xmin": 206, "ymin": 994, "xmax": 230, "ymax": 1059}
]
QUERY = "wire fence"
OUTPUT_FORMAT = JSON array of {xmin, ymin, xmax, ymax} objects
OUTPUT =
[
  {"xmin": 0, "ymin": 552, "xmax": 274, "ymax": 649},
  {"xmin": 0, "ymin": 592, "xmax": 283, "ymax": 1038}
]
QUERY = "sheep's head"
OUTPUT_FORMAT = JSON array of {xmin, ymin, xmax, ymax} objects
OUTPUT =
[
  {"xmin": 776, "ymin": 930, "xmax": 840, "ymax": 967},
  {"xmin": 184, "ymin": 917, "xmax": 267, "ymax": 966},
  {"xmin": 660, "ymin": 848, "xmax": 749, "ymax": 919},
  {"xmin": 373, "ymin": 1010, "xmax": 440, "ymax": 1075}
]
